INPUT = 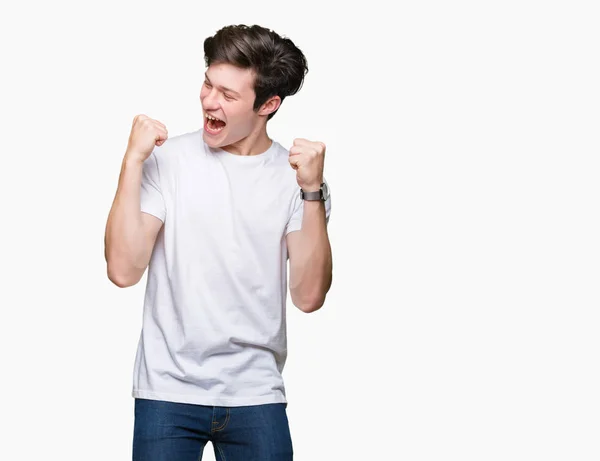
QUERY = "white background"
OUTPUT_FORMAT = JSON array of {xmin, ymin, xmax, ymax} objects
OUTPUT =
[{"xmin": 1, "ymin": 0, "xmax": 598, "ymax": 459}]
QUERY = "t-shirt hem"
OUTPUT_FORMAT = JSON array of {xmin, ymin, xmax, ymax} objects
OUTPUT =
[
  {"xmin": 141, "ymin": 208, "xmax": 165, "ymax": 223},
  {"xmin": 132, "ymin": 389, "xmax": 288, "ymax": 407},
  {"xmin": 285, "ymin": 223, "xmax": 302, "ymax": 235}
]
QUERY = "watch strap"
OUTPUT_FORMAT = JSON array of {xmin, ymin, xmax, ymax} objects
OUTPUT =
[{"xmin": 301, "ymin": 189, "xmax": 322, "ymax": 201}]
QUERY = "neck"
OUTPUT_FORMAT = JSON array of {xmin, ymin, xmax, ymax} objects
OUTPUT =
[{"xmin": 221, "ymin": 124, "xmax": 272, "ymax": 156}]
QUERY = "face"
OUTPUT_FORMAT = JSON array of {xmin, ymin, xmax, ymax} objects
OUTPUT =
[{"xmin": 200, "ymin": 62, "xmax": 278, "ymax": 148}]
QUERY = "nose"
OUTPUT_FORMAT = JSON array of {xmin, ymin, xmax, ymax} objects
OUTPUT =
[{"xmin": 201, "ymin": 88, "xmax": 220, "ymax": 110}]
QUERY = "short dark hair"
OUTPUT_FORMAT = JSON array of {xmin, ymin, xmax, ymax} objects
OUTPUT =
[{"xmin": 203, "ymin": 24, "xmax": 308, "ymax": 120}]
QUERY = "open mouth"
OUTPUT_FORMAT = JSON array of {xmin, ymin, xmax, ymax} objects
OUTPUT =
[{"xmin": 204, "ymin": 112, "xmax": 226, "ymax": 135}]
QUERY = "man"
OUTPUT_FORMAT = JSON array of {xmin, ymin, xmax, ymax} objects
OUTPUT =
[{"xmin": 104, "ymin": 24, "xmax": 332, "ymax": 461}]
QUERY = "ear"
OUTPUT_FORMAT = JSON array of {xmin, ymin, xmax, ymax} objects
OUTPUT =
[{"xmin": 257, "ymin": 95, "xmax": 281, "ymax": 117}]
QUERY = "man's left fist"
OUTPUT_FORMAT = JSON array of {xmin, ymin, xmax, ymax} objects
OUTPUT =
[{"xmin": 288, "ymin": 138, "xmax": 326, "ymax": 191}]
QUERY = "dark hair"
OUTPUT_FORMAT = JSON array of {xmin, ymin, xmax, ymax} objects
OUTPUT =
[{"xmin": 203, "ymin": 24, "xmax": 308, "ymax": 120}]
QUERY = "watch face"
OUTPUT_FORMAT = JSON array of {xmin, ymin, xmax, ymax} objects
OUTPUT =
[{"xmin": 321, "ymin": 182, "xmax": 329, "ymax": 201}]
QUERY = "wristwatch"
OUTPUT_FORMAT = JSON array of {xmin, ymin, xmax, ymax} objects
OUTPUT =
[{"xmin": 300, "ymin": 182, "xmax": 329, "ymax": 201}]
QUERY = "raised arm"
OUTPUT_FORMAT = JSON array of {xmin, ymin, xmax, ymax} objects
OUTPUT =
[{"xmin": 104, "ymin": 115, "xmax": 168, "ymax": 288}]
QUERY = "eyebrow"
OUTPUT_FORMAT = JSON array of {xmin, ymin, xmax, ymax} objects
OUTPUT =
[{"xmin": 204, "ymin": 73, "xmax": 241, "ymax": 97}]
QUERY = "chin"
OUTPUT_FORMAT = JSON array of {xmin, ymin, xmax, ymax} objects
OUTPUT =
[{"xmin": 202, "ymin": 130, "xmax": 222, "ymax": 147}]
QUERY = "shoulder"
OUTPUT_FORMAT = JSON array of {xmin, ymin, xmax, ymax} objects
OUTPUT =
[
  {"xmin": 269, "ymin": 140, "xmax": 289, "ymax": 159},
  {"xmin": 268, "ymin": 141, "xmax": 293, "ymax": 171},
  {"xmin": 152, "ymin": 129, "xmax": 205, "ymax": 164},
  {"xmin": 267, "ymin": 140, "xmax": 299, "ymax": 185}
]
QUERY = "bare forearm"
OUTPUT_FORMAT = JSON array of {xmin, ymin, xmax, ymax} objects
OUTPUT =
[
  {"xmin": 104, "ymin": 156, "xmax": 149, "ymax": 285},
  {"xmin": 289, "ymin": 201, "xmax": 332, "ymax": 311}
]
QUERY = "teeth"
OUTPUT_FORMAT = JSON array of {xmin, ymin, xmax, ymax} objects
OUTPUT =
[{"xmin": 205, "ymin": 112, "xmax": 223, "ymax": 122}]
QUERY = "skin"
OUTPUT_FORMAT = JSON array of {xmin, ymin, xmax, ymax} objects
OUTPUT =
[
  {"xmin": 200, "ymin": 62, "xmax": 280, "ymax": 157},
  {"xmin": 106, "ymin": 62, "xmax": 332, "ymax": 313}
]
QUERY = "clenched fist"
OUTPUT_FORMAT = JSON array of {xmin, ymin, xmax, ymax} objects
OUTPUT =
[
  {"xmin": 288, "ymin": 138, "xmax": 326, "ymax": 191},
  {"xmin": 125, "ymin": 114, "xmax": 168, "ymax": 163}
]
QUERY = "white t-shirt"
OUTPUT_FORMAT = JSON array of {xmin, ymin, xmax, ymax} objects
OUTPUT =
[{"xmin": 131, "ymin": 128, "xmax": 331, "ymax": 407}]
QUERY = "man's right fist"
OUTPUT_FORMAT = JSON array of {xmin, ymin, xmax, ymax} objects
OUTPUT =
[{"xmin": 125, "ymin": 114, "xmax": 168, "ymax": 163}]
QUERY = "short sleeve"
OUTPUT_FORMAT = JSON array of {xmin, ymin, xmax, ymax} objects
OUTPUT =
[
  {"xmin": 140, "ymin": 152, "xmax": 166, "ymax": 222},
  {"xmin": 285, "ymin": 179, "xmax": 331, "ymax": 235}
]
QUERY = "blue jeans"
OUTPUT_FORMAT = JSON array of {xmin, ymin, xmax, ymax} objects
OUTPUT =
[{"xmin": 132, "ymin": 398, "xmax": 294, "ymax": 460}]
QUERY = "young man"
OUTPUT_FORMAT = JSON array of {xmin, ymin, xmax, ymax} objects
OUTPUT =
[{"xmin": 104, "ymin": 24, "xmax": 332, "ymax": 460}]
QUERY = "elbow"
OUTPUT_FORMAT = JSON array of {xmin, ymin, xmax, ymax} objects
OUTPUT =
[
  {"xmin": 290, "ymin": 278, "xmax": 332, "ymax": 314},
  {"xmin": 300, "ymin": 301, "xmax": 324, "ymax": 314},
  {"xmin": 107, "ymin": 265, "xmax": 140, "ymax": 288},
  {"xmin": 292, "ymin": 294, "xmax": 326, "ymax": 314}
]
